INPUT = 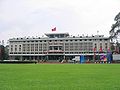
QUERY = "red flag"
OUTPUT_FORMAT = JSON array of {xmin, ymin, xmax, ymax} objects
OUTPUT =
[
  {"xmin": 52, "ymin": 27, "xmax": 56, "ymax": 31},
  {"xmin": 108, "ymin": 48, "xmax": 110, "ymax": 52},
  {"xmin": 99, "ymin": 47, "xmax": 102, "ymax": 52},
  {"xmin": 93, "ymin": 47, "xmax": 96, "ymax": 51}
]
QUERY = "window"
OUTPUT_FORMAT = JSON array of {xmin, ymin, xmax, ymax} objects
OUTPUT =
[
  {"xmin": 19, "ymin": 45, "xmax": 21, "ymax": 47},
  {"xmin": 74, "ymin": 43, "xmax": 78, "ymax": 45},
  {"xmin": 23, "ymin": 44, "xmax": 26, "ymax": 51},
  {"xmin": 59, "ymin": 46, "xmax": 62, "ymax": 50},
  {"xmin": 49, "ymin": 46, "xmax": 52, "ymax": 50},
  {"xmin": 65, "ymin": 43, "xmax": 69, "ymax": 45},
  {"xmin": 54, "ymin": 46, "xmax": 58, "ymax": 50},
  {"xmin": 19, "ymin": 45, "xmax": 21, "ymax": 51},
  {"xmin": 39, "ymin": 44, "xmax": 42, "ymax": 51},
  {"xmin": 105, "ymin": 43, "xmax": 108, "ymax": 50},
  {"xmin": 35, "ymin": 44, "xmax": 38, "ymax": 51},
  {"xmin": 11, "ymin": 48, "xmax": 13, "ymax": 52},
  {"xmin": 104, "ymin": 39, "xmax": 108, "ymax": 41},
  {"xmin": 95, "ymin": 43, "xmax": 97, "ymax": 48},
  {"xmin": 11, "ymin": 45, "xmax": 13, "ymax": 47},
  {"xmin": 100, "ymin": 43, "xmax": 102, "ymax": 49},
  {"xmin": 31, "ymin": 44, "xmax": 34, "ymax": 51},
  {"xmin": 15, "ymin": 45, "xmax": 17, "ymax": 51},
  {"xmin": 70, "ymin": 43, "xmax": 73, "ymax": 45}
]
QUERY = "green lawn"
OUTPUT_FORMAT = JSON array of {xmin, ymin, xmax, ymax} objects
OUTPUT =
[{"xmin": 0, "ymin": 64, "xmax": 120, "ymax": 90}]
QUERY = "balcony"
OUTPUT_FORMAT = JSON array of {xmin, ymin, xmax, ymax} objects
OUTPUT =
[
  {"xmin": 49, "ymin": 42, "xmax": 63, "ymax": 46},
  {"xmin": 48, "ymin": 50, "xmax": 64, "ymax": 53}
]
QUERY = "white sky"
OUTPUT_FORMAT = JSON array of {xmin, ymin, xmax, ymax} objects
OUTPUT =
[{"xmin": 0, "ymin": 0, "xmax": 120, "ymax": 44}]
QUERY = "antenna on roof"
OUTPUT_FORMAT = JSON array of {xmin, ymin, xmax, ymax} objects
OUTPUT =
[
  {"xmin": 82, "ymin": 34, "xmax": 84, "ymax": 37},
  {"xmin": 97, "ymin": 30, "xmax": 99, "ymax": 35}
]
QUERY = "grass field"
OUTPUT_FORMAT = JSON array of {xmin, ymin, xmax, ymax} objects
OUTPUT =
[{"xmin": 0, "ymin": 64, "xmax": 120, "ymax": 90}]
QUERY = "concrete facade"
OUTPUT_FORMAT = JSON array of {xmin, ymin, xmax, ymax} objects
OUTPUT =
[{"xmin": 9, "ymin": 33, "xmax": 111, "ymax": 62}]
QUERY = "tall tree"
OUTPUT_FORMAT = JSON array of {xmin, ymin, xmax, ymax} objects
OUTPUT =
[{"xmin": 109, "ymin": 12, "xmax": 120, "ymax": 53}]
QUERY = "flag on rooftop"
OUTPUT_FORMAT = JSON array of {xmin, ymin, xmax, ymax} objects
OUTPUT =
[{"xmin": 52, "ymin": 27, "xmax": 56, "ymax": 31}]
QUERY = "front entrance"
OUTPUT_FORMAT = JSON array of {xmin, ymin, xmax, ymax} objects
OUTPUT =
[{"xmin": 48, "ymin": 55, "xmax": 64, "ymax": 61}]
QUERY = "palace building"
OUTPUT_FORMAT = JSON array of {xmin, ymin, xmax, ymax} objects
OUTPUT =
[{"xmin": 9, "ymin": 33, "xmax": 111, "ymax": 62}]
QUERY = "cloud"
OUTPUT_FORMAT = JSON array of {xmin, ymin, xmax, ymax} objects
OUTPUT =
[{"xmin": 0, "ymin": 0, "xmax": 120, "ymax": 44}]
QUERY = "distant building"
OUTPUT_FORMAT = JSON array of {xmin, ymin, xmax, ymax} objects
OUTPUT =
[{"xmin": 9, "ymin": 33, "xmax": 111, "ymax": 62}]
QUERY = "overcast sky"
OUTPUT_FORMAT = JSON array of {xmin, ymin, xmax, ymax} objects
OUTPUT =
[{"xmin": 0, "ymin": 0, "xmax": 120, "ymax": 44}]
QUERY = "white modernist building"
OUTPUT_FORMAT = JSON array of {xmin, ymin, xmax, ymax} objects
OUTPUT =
[{"xmin": 9, "ymin": 33, "xmax": 111, "ymax": 62}]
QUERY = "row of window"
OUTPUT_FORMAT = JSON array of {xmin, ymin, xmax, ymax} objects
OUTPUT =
[
  {"xmin": 65, "ymin": 43, "xmax": 93, "ymax": 46},
  {"xmin": 10, "ymin": 51, "xmax": 107, "ymax": 55},
  {"xmin": 11, "ymin": 47, "xmax": 108, "ymax": 52},
  {"xmin": 10, "ymin": 38, "xmax": 108, "ymax": 43},
  {"xmin": 11, "ymin": 42, "xmax": 108, "ymax": 47},
  {"xmin": 10, "ymin": 52, "xmax": 45, "ymax": 54}
]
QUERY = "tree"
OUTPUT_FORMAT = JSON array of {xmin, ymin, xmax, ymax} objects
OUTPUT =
[
  {"xmin": 0, "ymin": 45, "xmax": 5, "ymax": 60},
  {"xmin": 0, "ymin": 45, "xmax": 9, "ymax": 60},
  {"xmin": 109, "ymin": 12, "xmax": 120, "ymax": 53}
]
